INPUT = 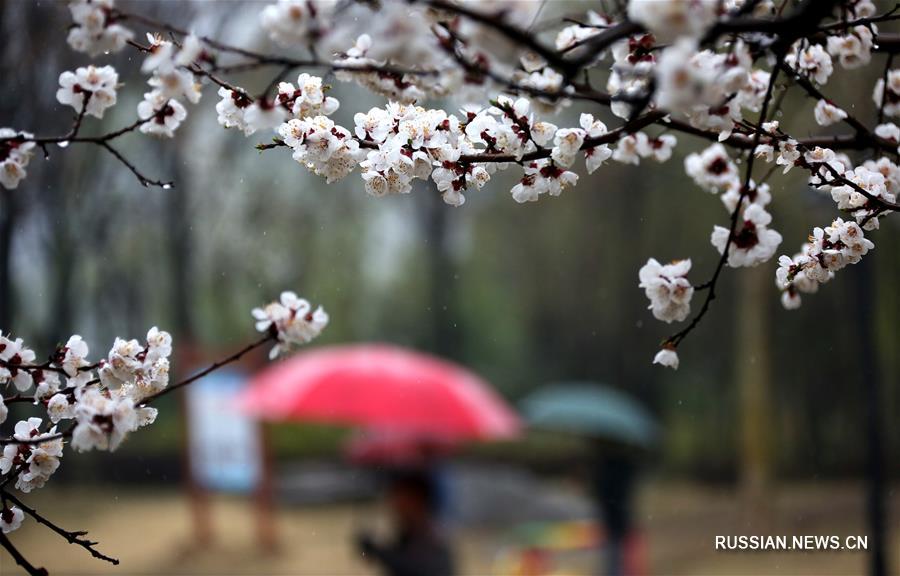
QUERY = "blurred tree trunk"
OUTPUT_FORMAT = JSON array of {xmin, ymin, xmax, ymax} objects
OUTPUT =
[
  {"xmin": 736, "ymin": 265, "xmax": 773, "ymax": 523},
  {"xmin": 855, "ymin": 258, "xmax": 886, "ymax": 576}
]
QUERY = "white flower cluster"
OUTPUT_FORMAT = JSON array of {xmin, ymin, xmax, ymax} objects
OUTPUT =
[
  {"xmin": 137, "ymin": 33, "xmax": 204, "ymax": 138},
  {"xmin": 711, "ymin": 200, "xmax": 782, "ymax": 268},
  {"xmin": 685, "ymin": 143, "xmax": 739, "ymax": 193},
  {"xmin": 244, "ymin": 66, "xmax": 675, "ymax": 207},
  {"xmin": 800, "ymin": 147, "xmax": 897, "ymax": 231},
  {"xmin": 775, "ymin": 219, "xmax": 874, "ymax": 309},
  {"xmin": 56, "ymin": 65, "xmax": 119, "ymax": 119},
  {"xmin": 627, "ymin": 0, "xmax": 718, "ymax": 42},
  {"xmin": 1, "ymin": 329, "xmax": 171, "ymax": 458},
  {"xmin": 0, "ymin": 418, "xmax": 64, "ymax": 493},
  {"xmin": 260, "ymin": 0, "xmax": 332, "ymax": 47},
  {"xmin": 0, "ymin": 505, "xmax": 24, "ymax": 533},
  {"xmin": 638, "ymin": 258, "xmax": 694, "ymax": 324},
  {"xmin": 0, "ymin": 129, "xmax": 36, "ymax": 190},
  {"xmin": 829, "ymin": 165, "xmax": 898, "ymax": 231},
  {"xmin": 280, "ymin": 115, "xmax": 362, "ymax": 184},
  {"xmin": 333, "ymin": 34, "xmax": 454, "ymax": 104},
  {"xmin": 654, "ymin": 39, "xmax": 766, "ymax": 140},
  {"xmin": 872, "ymin": 69, "xmax": 900, "ymax": 118},
  {"xmin": 607, "ymin": 34, "xmax": 656, "ymax": 120},
  {"xmin": 555, "ymin": 11, "xmax": 609, "ymax": 53},
  {"xmin": 67, "ymin": 0, "xmax": 133, "ymax": 57},
  {"xmin": 252, "ymin": 292, "xmax": 329, "ymax": 359},
  {"xmin": 785, "ymin": 43, "xmax": 833, "ymax": 85},
  {"xmin": 826, "ymin": 25, "xmax": 875, "ymax": 70},
  {"xmin": 639, "ymin": 258, "xmax": 695, "ymax": 371},
  {"xmin": 685, "ymin": 143, "xmax": 783, "ymax": 267},
  {"xmin": 218, "ymin": 72, "xmax": 340, "ymax": 138},
  {"xmin": 611, "ymin": 131, "xmax": 676, "ymax": 165}
]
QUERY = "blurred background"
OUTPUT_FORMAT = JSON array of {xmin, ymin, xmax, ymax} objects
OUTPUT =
[{"xmin": 1, "ymin": 1, "xmax": 899, "ymax": 574}]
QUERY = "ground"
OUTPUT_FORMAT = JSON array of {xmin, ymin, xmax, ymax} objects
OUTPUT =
[{"xmin": 4, "ymin": 481, "xmax": 898, "ymax": 575}]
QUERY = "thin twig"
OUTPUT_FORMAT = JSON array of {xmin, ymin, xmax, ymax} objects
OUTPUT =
[
  {"xmin": 140, "ymin": 333, "xmax": 273, "ymax": 404},
  {"xmin": 2, "ymin": 491, "xmax": 119, "ymax": 566},
  {"xmin": 664, "ymin": 54, "xmax": 784, "ymax": 348}
]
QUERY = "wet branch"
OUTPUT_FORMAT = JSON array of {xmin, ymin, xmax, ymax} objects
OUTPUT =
[{"xmin": 1, "ymin": 491, "xmax": 119, "ymax": 566}]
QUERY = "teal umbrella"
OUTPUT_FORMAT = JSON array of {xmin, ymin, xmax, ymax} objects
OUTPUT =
[{"xmin": 521, "ymin": 383, "xmax": 659, "ymax": 449}]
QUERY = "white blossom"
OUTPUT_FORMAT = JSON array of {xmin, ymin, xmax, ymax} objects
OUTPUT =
[
  {"xmin": 786, "ymin": 43, "xmax": 833, "ymax": 85},
  {"xmin": 710, "ymin": 204, "xmax": 782, "ymax": 267},
  {"xmin": 0, "ymin": 418, "xmax": 63, "ymax": 493},
  {"xmin": 653, "ymin": 348, "xmax": 679, "ymax": 370},
  {"xmin": 137, "ymin": 91, "xmax": 187, "ymax": 138},
  {"xmin": 555, "ymin": 11, "xmax": 609, "ymax": 52},
  {"xmin": 685, "ymin": 143, "xmax": 739, "ymax": 193},
  {"xmin": 774, "ymin": 139, "xmax": 800, "ymax": 174},
  {"xmin": 280, "ymin": 116, "xmax": 362, "ymax": 184},
  {"xmin": 260, "ymin": 0, "xmax": 330, "ymax": 46},
  {"xmin": 874, "ymin": 122, "xmax": 900, "ymax": 143},
  {"xmin": 0, "ymin": 335, "xmax": 36, "ymax": 391},
  {"xmin": 277, "ymin": 74, "xmax": 339, "ymax": 119},
  {"xmin": 0, "ymin": 129, "xmax": 36, "ymax": 190},
  {"xmin": 215, "ymin": 87, "xmax": 254, "ymax": 135},
  {"xmin": 550, "ymin": 128, "xmax": 585, "ymax": 168},
  {"xmin": 67, "ymin": 0, "xmax": 133, "ymax": 56},
  {"xmin": 510, "ymin": 160, "xmax": 578, "ymax": 203},
  {"xmin": 638, "ymin": 258, "xmax": 694, "ymax": 323},
  {"xmin": 252, "ymin": 292, "xmax": 329, "ymax": 358},
  {"xmin": 71, "ymin": 388, "xmax": 138, "ymax": 452},
  {"xmin": 873, "ymin": 69, "xmax": 900, "ymax": 118},
  {"xmin": 148, "ymin": 69, "xmax": 201, "ymax": 105},
  {"xmin": 776, "ymin": 219, "xmax": 874, "ymax": 307},
  {"xmin": 826, "ymin": 26, "xmax": 874, "ymax": 70},
  {"xmin": 0, "ymin": 506, "xmax": 24, "ymax": 533},
  {"xmin": 829, "ymin": 165, "xmax": 896, "ymax": 230},
  {"xmin": 56, "ymin": 65, "xmax": 119, "ymax": 119},
  {"xmin": 627, "ymin": 0, "xmax": 718, "ymax": 41},
  {"xmin": 814, "ymin": 99, "xmax": 848, "ymax": 126},
  {"xmin": 47, "ymin": 394, "xmax": 75, "ymax": 424}
]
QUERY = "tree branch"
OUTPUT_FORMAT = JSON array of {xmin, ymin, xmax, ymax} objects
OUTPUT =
[
  {"xmin": 1, "ymin": 491, "xmax": 119, "ymax": 566},
  {"xmin": 0, "ymin": 531, "xmax": 48, "ymax": 576}
]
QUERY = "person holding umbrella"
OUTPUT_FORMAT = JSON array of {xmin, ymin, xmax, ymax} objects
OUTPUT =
[
  {"xmin": 521, "ymin": 382, "xmax": 658, "ymax": 576},
  {"xmin": 356, "ymin": 468, "xmax": 456, "ymax": 576},
  {"xmin": 239, "ymin": 344, "xmax": 521, "ymax": 575}
]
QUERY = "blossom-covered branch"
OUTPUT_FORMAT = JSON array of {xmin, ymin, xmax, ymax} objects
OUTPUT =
[
  {"xmin": 4, "ymin": 0, "xmax": 900, "ymax": 362},
  {"xmin": 0, "ymin": 291, "xmax": 327, "ymax": 574}
]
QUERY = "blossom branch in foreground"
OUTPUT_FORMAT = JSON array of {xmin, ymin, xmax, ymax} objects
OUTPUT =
[
  {"xmin": 654, "ymin": 51, "xmax": 785, "ymax": 368},
  {"xmin": 0, "ymin": 292, "xmax": 327, "ymax": 574},
  {"xmin": 5, "ymin": 0, "xmax": 900, "ymax": 371}
]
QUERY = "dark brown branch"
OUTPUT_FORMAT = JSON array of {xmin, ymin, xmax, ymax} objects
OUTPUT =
[
  {"xmin": 140, "ymin": 333, "xmax": 273, "ymax": 405},
  {"xmin": 420, "ymin": 0, "xmax": 577, "ymax": 75},
  {"xmin": 0, "ymin": 531, "xmax": 48, "ymax": 576},
  {"xmin": 818, "ymin": 3, "xmax": 900, "ymax": 32},
  {"xmin": 2, "ymin": 491, "xmax": 119, "ymax": 566},
  {"xmin": 99, "ymin": 142, "xmax": 172, "ymax": 188},
  {"xmin": 776, "ymin": 61, "xmax": 897, "ymax": 155},
  {"xmin": 664, "ymin": 54, "xmax": 784, "ymax": 349}
]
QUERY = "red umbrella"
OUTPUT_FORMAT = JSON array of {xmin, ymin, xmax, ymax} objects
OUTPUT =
[{"xmin": 239, "ymin": 344, "xmax": 520, "ymax": 440}]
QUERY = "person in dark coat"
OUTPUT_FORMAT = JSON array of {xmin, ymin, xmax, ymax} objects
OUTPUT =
[
  {"xmin": 593, "ymin": 449, "xmax": 638, "ymax": 576},
  {"xmin": 356, "ymin": 469, "xmax": 455, "ymax": 576}
]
